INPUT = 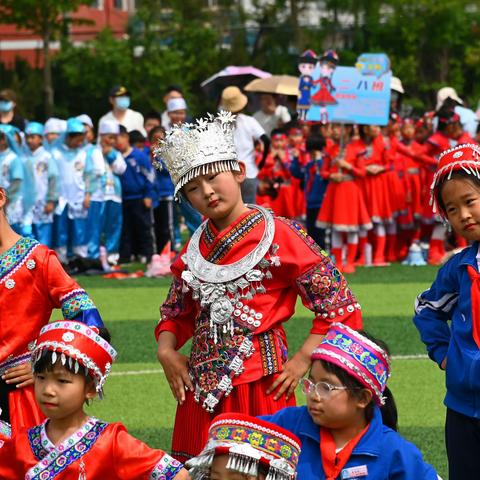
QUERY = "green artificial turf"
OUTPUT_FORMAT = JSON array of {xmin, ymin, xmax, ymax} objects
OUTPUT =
[{"xmin": 71, "ymin": 263, "xmax": 448, "ymax": 477}]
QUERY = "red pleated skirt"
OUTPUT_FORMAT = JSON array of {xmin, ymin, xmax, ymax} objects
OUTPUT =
[
  {"xmin": 386, "ymin": 170, "xmax": 407, "ymax": 217},
  {"xmin": 362, "ymin": 173, "xmax": 394, "ymax": 223},
  {"xmin": 317, "ymin": 180, "xmax": 372, "ymax": 231},
  {"xmin": 170, "ymin": 374, "xmax": 296, "ymax": 463}
]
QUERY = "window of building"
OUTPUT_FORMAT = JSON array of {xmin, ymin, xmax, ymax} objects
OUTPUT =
[{"xmin": 113, "ymin": 0, "xmax": 125, "ymax": 9}]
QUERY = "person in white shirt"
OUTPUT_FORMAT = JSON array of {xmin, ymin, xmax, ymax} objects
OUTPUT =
[
  {"xmin": 164, "ymin": 97, "xmax": 188, "ymax": 132},
  {"xmin": 219, "ymin": 86, "xmax": 270, "ymax": 204},
  {"xmin": 253, "ymin": 93, "xmax": 291, "ymax": 136},
  {"xmin": 98, "ymin": 85, "xmax": 146, "ymax": 136},
  {"xmin": 161, "ymin": 85, "xmax": 184, "ymax": 129}
]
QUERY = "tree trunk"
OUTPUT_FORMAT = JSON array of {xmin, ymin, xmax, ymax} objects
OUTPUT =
[{"xmin": 43, "ymin": 20, "xmax": 54, "ymax": 118}]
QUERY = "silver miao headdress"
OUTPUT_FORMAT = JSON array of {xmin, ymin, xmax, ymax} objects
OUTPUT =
[{"xmin": 153, "ymin": 110, "xmax": 240, "ymax": 199}]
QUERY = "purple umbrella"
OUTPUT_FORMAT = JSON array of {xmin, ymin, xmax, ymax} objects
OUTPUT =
[{"xmin": 201, "ymin": 65, "xmax": 271, "ymax": 100}]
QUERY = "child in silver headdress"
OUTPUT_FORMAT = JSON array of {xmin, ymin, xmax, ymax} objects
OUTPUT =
[{"xmin": 153, "ymin": 111, "xmax": 363, "ymax": 462}]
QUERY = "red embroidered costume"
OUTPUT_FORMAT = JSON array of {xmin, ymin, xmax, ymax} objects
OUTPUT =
[
  {"xmin": 0, "ymin": 418, "xmax": 183, "ymax": 479},
  {"xmin": 0, "ymin": 237, "xmax": 103, "ymax": 440},
  {"xmin": 155, "ymin": 209, "xmax": 362, "ymax": 462},
  {"xmin": 153, "ymin": 111, "xmax": 363, "ymax": 463}
]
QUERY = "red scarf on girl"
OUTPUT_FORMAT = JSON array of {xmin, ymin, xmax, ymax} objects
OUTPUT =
[{"xmin": 320, "ymin": 423, "xmax": 370, "ymax": 480}]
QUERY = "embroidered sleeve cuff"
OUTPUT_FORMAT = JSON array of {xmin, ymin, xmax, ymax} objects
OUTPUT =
[
  {"xmin": 311, "ymin": 308, "xmax": 363, "ymax": 334},
  {"xmin": 60, "ymin": 289, "xmax": 104, "ymax": 328},
  {"xmin": 150, "ymin": 453, "xmax": 183, "ymax": 479}
]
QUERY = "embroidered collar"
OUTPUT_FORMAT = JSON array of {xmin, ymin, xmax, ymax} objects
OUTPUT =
[
  {"xmin": 203, "ymin": 209, "xmax": 264, "ymax": 264},
  {"xmin": 0, "ymin": 237, "xmax": 39, "ymax": 284},
  {"xmin": 184, "ymin": 204, "xmax": 275, "ymax": 284},
  {"xmin": 26, "ymin": 417, "xmax": 108, "ymax": 480}
]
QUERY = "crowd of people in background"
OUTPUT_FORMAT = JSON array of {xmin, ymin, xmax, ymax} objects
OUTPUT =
[{"xmin": 0, "ymin": 80, "xmax": 479, "ymax": 275}]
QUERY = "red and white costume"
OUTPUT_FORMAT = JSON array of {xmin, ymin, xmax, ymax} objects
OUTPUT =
[
  {"xmin": 317, "ymin": 140, "xmax": 371, "ymax": 232},
  {"xmin": 0, "ymin": 419, "xmax": 183, "ymax": 479},
  {"xmin": 0, "ymin": 321, "xmax": 183, "ymax": 479},
  {"xmin": 154, "ymin": 112, "xmax": 363, "ymax": 462},
  {"xmin": 0, "ymin": 237, "xmax": 103, "ymax": 440},
  {"xmin": 156, "ymin": 208, "xmax": 363, "ymax": 462}
]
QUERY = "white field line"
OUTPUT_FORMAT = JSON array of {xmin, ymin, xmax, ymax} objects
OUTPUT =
[{"xmin": 110, "ymin": 354, "xmax": 428, "ymax": 377}]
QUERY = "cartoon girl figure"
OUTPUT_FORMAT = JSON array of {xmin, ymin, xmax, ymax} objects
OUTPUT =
[
  {"xmin": 297, "ymin": 49, "xmax": 317, "ymax": 121},
  {"xmin": 311, "ymin": 49, "xmax": 339, "ymax": 124}
]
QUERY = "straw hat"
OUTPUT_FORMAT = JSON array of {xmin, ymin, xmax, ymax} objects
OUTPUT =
[{"xmin": 220, "ymin": 86, "xmax": 248, "ymax": 113}]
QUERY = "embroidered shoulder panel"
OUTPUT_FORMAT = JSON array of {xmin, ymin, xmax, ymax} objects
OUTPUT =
[
  {"xmin": 279, "ymin": 217, "xmax": 361, "ymax": 319},
  {"xmin": 150, "ymin": 452, "xmax": 184, "ymax": 479},
  {"xmin": 0, "ymin": 237, "xmax": 39, "ymax": 283},
  {"xmin": 26, "ymin": 419, "xmax": 108, "ymax": 480},
  {"xmin": 275, "ymin": 216, "xmax": 327, "ymax": 257},
  {"xmin": 60, "ymin": 288, "xmax": 96, "ymax": 319},
  {"xmin": 203, "ymin": 209, "xmax": 264, "ymax": 264}
]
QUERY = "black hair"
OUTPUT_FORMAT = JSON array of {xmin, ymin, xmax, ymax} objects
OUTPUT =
[
  {"xmin": 306, "ymin": 135, "xmax": 326, "ymax": 152},
  {"xmin": 129, "ymin": 129, "xmax": 146, "ymax": 145},
  {"xmin": 270, "ymin": 127, "xmax": 286, "ymax": 138},
  {"xmin": 118, "ymin": 125, "xmax": 128, "ymax": 135},
  {"xmin": 435, "ymin": 107, "xmax": 456, "ymax": 132},
  {"xmin": 33, "ymin": 326, "xmax": 111, "ymax": 379},
  {"xmin": 67, "ymin": 132, "xmax": 84, "ymax": 139},
  {"xmin": 435, "ymin": 170, "xmax": 480, "ymax": 215},
  {"xmin": 164, "ymin": 85, "xmax": 183, "ymax": 95},
  {"xmin": 148, "ymin": 125, "xmax": 166, "ymax": 143},
  {"xmin": 314, "ymin": 331, "xmax": 398, "ymax": 431},
  {"xmin": 144, "ymin": 110, "xmax": 161, "ymax": 122}
]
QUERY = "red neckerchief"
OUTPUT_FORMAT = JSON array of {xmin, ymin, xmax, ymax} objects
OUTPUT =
[
  {"xmin": 467, "ymin": 266, "xmax": 480, "ymax": 348},
  {"xmin": 320, "ymin": 423, "xmax": 370, "ymax": 480}
]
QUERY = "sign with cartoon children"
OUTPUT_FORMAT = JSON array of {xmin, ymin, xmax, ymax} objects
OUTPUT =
[{"xmin": 297, "ymin": 51, "xmax": 392, "ymax": 126}]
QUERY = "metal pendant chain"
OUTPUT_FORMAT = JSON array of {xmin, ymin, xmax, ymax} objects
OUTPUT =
[{"xmin": 184, "ymin": 204, "xmax": 275, "ymax": 284}]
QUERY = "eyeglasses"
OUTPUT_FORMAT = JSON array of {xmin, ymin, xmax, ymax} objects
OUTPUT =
[{"xmin": 300, "ymin": 378, "xmax": 357, "ymax": 398}]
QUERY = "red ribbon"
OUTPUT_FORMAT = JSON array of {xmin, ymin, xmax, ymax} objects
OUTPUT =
[
  {"xmin": 320, "ymin": 423, "xmax": 370, "ymax": 480},
  {"xmin": 467, "ymin": 266, "xmax": 480, "ymax": 349}
]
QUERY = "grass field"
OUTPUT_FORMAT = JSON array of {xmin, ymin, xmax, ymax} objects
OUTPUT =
[{"xmin": 60, "ymin": 264, "xmax": 448, "ymax": 478}]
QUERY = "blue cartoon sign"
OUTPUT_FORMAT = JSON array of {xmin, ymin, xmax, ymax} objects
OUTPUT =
[{"xmin": 303, "ymin": 52, "xmax": 392, "ymax": 126}]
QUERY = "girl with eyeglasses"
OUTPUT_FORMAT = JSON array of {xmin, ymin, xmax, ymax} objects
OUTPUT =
[{"xmin": 261, "ymin": 323, "xmax": 440, "ymax": 480}]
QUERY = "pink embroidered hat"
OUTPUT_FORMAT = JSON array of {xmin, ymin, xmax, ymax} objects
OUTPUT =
[
  {"xmin": 311, "ymin": 323, "xmax": 391, "ymax": 406},
  {"xmin": 186, "ymin": 412, "xmax": 301, "ymax": 480},
  {"xmin": 430, "ymin": 143, "xmax": 480, "ymax": 215},
  {"xmin": 32, "ymin": 321, "xmax": 117, "ymax": 394}
]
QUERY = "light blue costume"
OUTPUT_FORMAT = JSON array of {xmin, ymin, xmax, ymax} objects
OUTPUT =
[
  {"xmin": 50, "ymin": 118, "xmax": 93, "ymax": 262},
  {"xmin": 87, "ymin": 145, "xmax": 126, "ymax": 259},
  {"xmin": 0, "ymin": 125, "xmax": 26, "ymax": 234},
  {"xmin": 24, "ymin": 122, "xmax": 59, "ymax": 247}
]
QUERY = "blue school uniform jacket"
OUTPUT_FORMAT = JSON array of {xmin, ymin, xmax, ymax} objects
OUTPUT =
[
  {"xmin": 290, "ymin": 155, "xmax": 328, "ymax": 209},
  {"xmin": 261, "ymin": 406, "xmax": 438, "ymax": 479},
  {"xmin": 120, "ymin": 147, "xmax": 154, "ymax": 201},
  {"xmin": 414, "ymin": 242, "xmax": 480, "ymax": 419}
]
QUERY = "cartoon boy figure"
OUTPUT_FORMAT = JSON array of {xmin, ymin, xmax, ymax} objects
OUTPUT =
[{"xmin": 297, "ymin": 50, "xmax": 317, "ymax": 121}]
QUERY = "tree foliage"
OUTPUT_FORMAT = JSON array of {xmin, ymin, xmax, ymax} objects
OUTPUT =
[{"xmin": 2, "ymin": 0, "xmax": 479, "ymax": 119}]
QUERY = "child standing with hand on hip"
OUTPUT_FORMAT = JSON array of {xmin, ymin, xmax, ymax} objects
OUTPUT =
[
  {"xmin": 0, "ymin": 321, "xmax": 189, "ymax": 479},
  {"xmin": 153, "ymin": 111, "xmax": 362, "ymax": 463},
  {"xmin": 414, "ymin": 143, "xmax": 480, "ymax": 480}
]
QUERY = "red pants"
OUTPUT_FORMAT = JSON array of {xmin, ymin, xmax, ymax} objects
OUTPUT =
[{"xmin": 171, "ymin": 374, "xmax": 296, "ymax": 463}]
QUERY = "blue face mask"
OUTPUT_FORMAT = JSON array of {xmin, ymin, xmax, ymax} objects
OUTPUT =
[
  {"xmin": 0, "ymin": 101, "xmax": 13, "ymax": 112},
  {"xmin": 115, "ymin": 96, "xmax": 130, "ymax": 110}
]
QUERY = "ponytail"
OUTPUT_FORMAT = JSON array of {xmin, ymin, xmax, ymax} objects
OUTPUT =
[{"xmin": 380, "ymin": 385, "xmax": 398, "ymax": 431}]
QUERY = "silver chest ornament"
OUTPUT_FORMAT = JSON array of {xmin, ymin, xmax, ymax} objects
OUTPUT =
[{"xmin": 181, "ymin": 205, "xmax": 279, "ymax": 343}]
